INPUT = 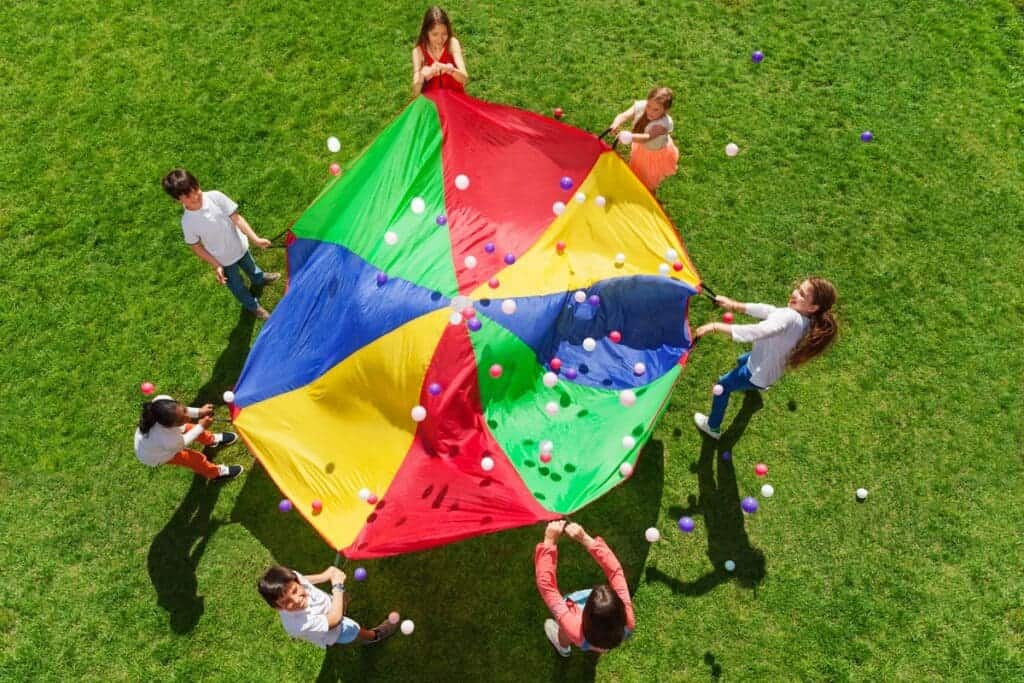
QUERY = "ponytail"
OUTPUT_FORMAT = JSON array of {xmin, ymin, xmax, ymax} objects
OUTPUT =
[
  {"xmin": 138, "ymin": 398, "xmax": 179, "ymax": 434},
  {"xmin": 789, "ymin": 277, "xmax": 838, "ymax": 368},
  {"xmin": 632, "ymin": 86, "xmax": 674, "ymax": 134}
]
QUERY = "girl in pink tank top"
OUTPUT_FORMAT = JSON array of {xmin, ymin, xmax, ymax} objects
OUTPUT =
[{"xmin": 411, "ymin": 6, "xmax": 468, "ymax": 95}]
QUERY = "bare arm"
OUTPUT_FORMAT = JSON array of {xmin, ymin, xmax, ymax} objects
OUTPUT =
[
  {"xmin": 443, "ymin": 38, "xmax": 469, "ymax": 84},
  {"xmin": 610, "ymin": 105, "xmax": 638, "ymax": 132},
  {"xmin": 230, "ymin": 212, "xmax": 270, "ymax": 249},
  {"xmin": 630, "ymin": 124, "xmax": 669, "ymax": 143},
  {"xmin": 412, "ymin": 47, "xmax": 426, "ymax": 95},
  {"xmin": 189, "ymin": 242, "xmax": 226, "ymax": 284}
]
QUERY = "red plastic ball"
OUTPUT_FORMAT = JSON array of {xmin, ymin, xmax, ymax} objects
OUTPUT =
[
  {"xmin": 609, "ymin": 331, "xmax": 622, "ymax": 343},
  {"xmin": 329, "ymin": 163, "xmax": 341, "ymax": 176},
  {"xmin": 755, "ymin": 463, "xmax": 768, "ymax": 477},
  {"xmin": 556, "ymin": 241, "xmax": 566, "ymax": 253},
  {"xmin": 553, "ymin": 107, "xmax": 564, "ymax": 119},
  {"xmin": 549, "ymin": 358, "xmax": 563, "ymax": 371},
  {"xmin": 723, "ymin": 312, "xmax": 735, "ymax": 323},
  {"xmin": 539, "ymin": 453, "xmax": 552, "ymax": 463},
  {"xmin": 489, "ymin": 364, "xmax": 503, "ymax": 378},
  {"xmin": 367, "ymin": 494, "xmax": 378, "ymax": 504},
  {"xmin": 140, "ymin": 381, "xmax": 155, "ymax": 395},
  {"xmin": 312, "ymin": 500, "xmax": 323, "ymax": 513},
  {"xmin": 461, "ymin": 306, "xmax": 476, "ymax": 319},
  {"xmin": 672, "ymin": 261, "xmax": 684, "ymax": 271},
  {"xmin": 488, "ymin": 278, "xmax": 500, "ymax": 289}
]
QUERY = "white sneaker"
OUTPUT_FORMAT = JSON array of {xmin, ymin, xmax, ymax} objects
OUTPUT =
[
  {"xmin": 544, "ymin": 619, "xmax": 570, "ymax": 657},
  {"xmin": 693, "ymin": 412, "xmax": 722, "ymax": 440}
]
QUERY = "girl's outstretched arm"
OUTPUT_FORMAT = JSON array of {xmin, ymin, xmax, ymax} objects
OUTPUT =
[{"xmin": 609, "ymin": 105, "xmax": 637, "ymax": 132}]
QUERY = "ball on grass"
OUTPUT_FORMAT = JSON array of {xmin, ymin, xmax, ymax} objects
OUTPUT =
[
  {"xmin": 140, "ymin": 381, "xmax": 155, "ymax": 395},
  {"xmin": 678, "ymin": 516, "xmax": 695, "ymax": 533},
  {"xmin": 644, "ymin": 527, "xmax": 660, "ymax": 543},
  {"xmin": 856, "ymin": 487, "xmax": 869, "ymax": 501},
  {"xmin": 724, "ymin": 560, "xmax": 736, "ymax": 572},
  {"xmin": 401, "ymin": 619, "xmax": 415, "ymax": 635},
  {"xmin": 755, "ymin": 463, "xmax": 768, "ymax": 477},
  {"xmin": 553, "ymin": 107, "xmax": 564, "ymax": 119},
  {"xmin": 725, "ymin": 143, "xmax": 739, "ymax": 157},
  {"xmin": 752, "ymin": 50, "xmax": 764, "ymax": 63},
  {"xmin": 278, "ymin": 499, "xmax": 293, "ymax": 513},
  {"xmin": 326, "ymin": 136, "xmax": 341, "ymax": 153},
  {"xmin": 860, "ymin": 131, "xmax": 874, "ymax": 143},
  {"xmin": 761, "ymin": 484, "xmax": 775, "ymax": 498},
  {"xmin": 723, "ymin": 312, "xmax": 734, "ymax": 323},
  {"xmin": 329, "ymin": 163, "xmax": 341, "ymax": 176},
  {"xmin": 741, "ymin": 496, "xmax": 759, "ymax": 514},
  {"xmin": 354, "ymin": 567, "xmax": 368, "ymax": 581}
]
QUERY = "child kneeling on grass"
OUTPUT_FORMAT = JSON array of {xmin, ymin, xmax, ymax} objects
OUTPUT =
[
  {"xmin": 258, "ymin": 565, "xmax": 398, "ymax": 648},
  {"xmin": 534, "ymin": 521, "xmax": 635, "ymax": 656},
  {"xmin": 134, "ymin": 395, "xmax": 243, "ymax": 482}
]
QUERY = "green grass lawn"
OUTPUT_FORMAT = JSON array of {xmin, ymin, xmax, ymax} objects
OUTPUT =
[{"xmin": 2, "ymin": 0, "xmax": 1023, "ymax": 680}]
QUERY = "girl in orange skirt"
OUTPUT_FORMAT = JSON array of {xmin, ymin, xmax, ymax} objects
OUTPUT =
[{"xmin": 609, "ymin": 87, "xmax": 678, "ymax": 192}]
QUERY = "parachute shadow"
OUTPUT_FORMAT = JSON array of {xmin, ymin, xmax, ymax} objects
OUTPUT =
[
  {"xmin": 648, "ymin": 392, "xmax": 766, "ymax": 594},
  {"xmin": 146, "ymin": 310, "xmax": 256, "ymax": 634},
  {"xmin": 230, "ymin": 441, "xmax": 665, "ymax": 682}
]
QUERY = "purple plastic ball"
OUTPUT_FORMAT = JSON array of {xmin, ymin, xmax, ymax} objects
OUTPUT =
[
  {"xmin": 467, "ymin": 318, "xmax": 482, "ymax": 332},
  {"xmin": 484, "ymin": 242, "xmax": 496, "ymax": 253},
  {"xmin": 278, "ymin": 499, "xmax": 293, "ymax": 513},
  {"xmin": 751, "ymin": 50, "xmax": 764, "ymax": 63},
  {"xmin": 559, "ymin": 176, "xmax": 573, "ymax": 190},
  {"xmin": 354, "ymin": 567, "xmax": 368, "ymax": 582},
  {"xmin": 741, "ymin": 496, "xmax": 759, "ymax": 514},
  {"xmin": 721, "ymin": 451, "xmax": 732, "ymax": 462},
  {"xmin": 678, "ymin": 516, "xmax": 695, "ymax": 533},
  {"xmin": 504, "ymin": 253, "xmax": 516, "ymax": 265},
  {"xmin": 428, "ymin": 382, "xmax": 442, "ymax": 396},
  {"xmin": 860, "ymin": 131, "xmax": 874, "ymax": 143},
  {"xmin": 375, "ymin": 272, "xmax": 388, "ymax": 286},
  {"xmin": 587, "ymin": 294, "xmax": 601, "ymax": 307},
  {"xmin": 436, "ymin": 214, "xmax": 448, "ymax": 226},
  {"xmin": 564, "ymin": 367, "xmax": 578, "ymax": 380}
]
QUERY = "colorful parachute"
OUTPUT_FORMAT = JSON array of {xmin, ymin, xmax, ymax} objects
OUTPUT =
[{"xmin": 231, "ymin": 91, "xmax": 701, "ymax": 558}]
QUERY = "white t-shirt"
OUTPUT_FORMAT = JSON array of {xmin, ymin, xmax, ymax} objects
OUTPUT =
[
  {"xmin": 731, "ymin": 304, "xmax": 810, "ymax": 388},
  {"xmin": 632, "ymin": 100, "xmax": 674, "ymax": 150},
  {"xmin": 181, "ymin": 190, "xmax": 249, "ymax": 266},
  {"xmin": 134, "ymin": 396, "xmax": 203, "ymax": 466},
  {"xmin": 278, "ymin": 573, "xmax": 342, "ymax": 648}
]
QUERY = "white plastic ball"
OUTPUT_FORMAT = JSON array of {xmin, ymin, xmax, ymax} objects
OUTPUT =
[
  {"xmin": 358, "ymin": 488, "xmax": 371, "ymax": 501},
  {"xmin": 222, "ymin": 390, "xmax": 235, "ymax": 403},
  {"xmin": 454, "ymin": 174, "xmax": 470, "ymax": 190},
  {"xmin": 658, "ymin": 263, "xmax": 670, "ymax": 275},
  {"xmin": 410, "ymin": 197, "xmax": 426, "ymax": 214},
  {"xmin": 622, "ymin": 435, "xmax": 636, "ymax": 449},
  {"xmin": 573, "ymin": 290, "xmax": 587, "ymax": 303},
  {"xmin": 619, "ymin": 389, "xmax": 636, "ymax": 407},
  {"xmin": 481, "ymin": 456, "xmax": 495, "ymax": 471},
  {"xmin": 574, "ymin": 192, "xmax": 587, "ymax": 203},
  {"xmin": 856, "ymin": 487, "xmax": 869, "ymax": 500},
  {"xmin": 464, "ymin": 255, "xmax": 477, "ymax": 269},
  {"xmin": 501, "ymin": 299, "xmax": 517, "ymax": 315},
  {"xmin": 761, "ymin": 484, "xmax": 775, "ymax": 498},
  {"xmin": 384, "ymin": 231, "xmax": 399, "ymax": 246},
  {"xmin": 552, "ymin": 201, "xmax": 566, "ymax": 216},
  {"xmin": 542, "ymin": 372, "xmax": 558, "ymax": 388},
  {"xmin": 449, "ymin": 311, "xmax": 463, "ymax": 325},
  {"xmin": 644, "ymin": 527, "xmax": 660, "ymax": 543},
  {"xmin": 724, "ymin": 560, "xmax": 736, "ymax": 572},
  {"xmin": 411, "ymin": 405, "xmax": 427, "ymax": 422},
  {"xmin": 582, "ymin": 337, "xmax": 597, "ymax": 352},
  {"xmin": 400, "ymin": 619, "xmax": 415, "ymax": 635},
  {"xmin": 618, "ymin": 131, "xmax": 634, "ymax": 145},
  {"xmin": 619, "ymin": 462, "xmax": 633, "ymax": 477},
  {"xmin": 326, "ymin": 136, "xmax": 341, "ymax": 153},
  {"xmin": 665, "ymin": 248, "xmax": 678, "ymax": 261},
  {"xmin": 614, "ymin": 253, "xmax": 625, "ymax": 265},
  {"xmin": 712, "ymin": 384, "xmax": 725, "ymax": 396},
  {"xmin": 633, "ymin": 362, "xmax": 646, "ymax": 375},
  {"xmin": 725, "ymin": 143, "xmax": 739, "ymax": 157},
  {"xmin": 540, "ymin": 440, "xmax": 554, "ymax": 455},
  {"xmin": 594, "ymin": 195, "xmax": 607, "ymax": 207},
  {"xmin": 545, "ymin": 401, "xmax": 559, "ymax": 416}
]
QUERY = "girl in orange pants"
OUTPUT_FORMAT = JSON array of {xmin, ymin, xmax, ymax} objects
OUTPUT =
[{"xmin": 134, "ymin": 395, "xmax": 244, "ymax": 482}]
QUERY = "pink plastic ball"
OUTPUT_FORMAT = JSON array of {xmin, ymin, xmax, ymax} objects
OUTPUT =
[
  {"xmin": 489, "ymin": 364, "xmax": 503, "ymax": 378},
  {"xmin": 539, "ymin": 453, "xmax": 552, "ymax": 463},
  {"xmin": 367, "ymin": 494, "xmax": 378, "ymax": 505},
  {"xmin": 556, "ymin": 241, "xmax": 566, "ymax": 253},
  {"xmin": 311, "ymin": 500, "xmax": 323, "ymax": 513},
  {"xmin": 488, "ymin": 278, "xmax": 500, "ymax": 289},
  {"xmin": 329, "ymin": 163, "xmax": 341, "ymax": 176},
  {"xmin": 755, "ymin": 463, "xmax": 768, "ymax": 477},
  {"xmin": 461, "ymin": 306, "xmax": 476, "ymax": 319},
  {"xmin": 609, "ymin": 330, "xmax": 622, "ymax": 343},
  {"xmin": 140, "ymin": 381, "xmax": 155, "ymax": 395},
  {"xmin": 550, "ymin": 358, "xmax": 563, "ymax": 372},
  {"xmin": 723, "ymin": 312, "xmax": 735, "ymax": 323}
]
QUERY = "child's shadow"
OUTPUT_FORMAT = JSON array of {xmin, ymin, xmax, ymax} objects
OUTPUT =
[
  {"xmin": 146, "ymin": 310, "xmax": 255, "ymax": 633},
  {"xmin": 231, "ymin": 440, "xmax": 667, "ymax": 683},
  {"xmin": 648, "ymin": 392, "xmax": 766, "ymax": 594}
]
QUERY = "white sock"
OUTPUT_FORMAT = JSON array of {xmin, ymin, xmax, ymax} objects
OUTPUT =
[
  {"xmin": 214, "ymin": 433, "xmax": 224, "ymax": 445},
  {"xmin": 217, "ymin": 465, "xmax": 230, "ymax": 477}
]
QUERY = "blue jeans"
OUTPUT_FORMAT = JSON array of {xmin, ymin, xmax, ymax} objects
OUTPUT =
[
  {"xmin": 708, "ymin": 353, "xmax": 762, "ymax": 431},
  {"xmin": 223, "ymin": 251, "xmax": 265, "ymax": 311}
]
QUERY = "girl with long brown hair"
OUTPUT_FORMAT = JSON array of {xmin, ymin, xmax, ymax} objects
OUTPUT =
[
  {"xmin": 411, "ymin": 6, "xmax": 468, "ymax": 96},
  {"xmin": 692, "ymin": 278, "xmax": 839, "ymax": 439},
  {"xmin": 608, "ymin": 86, "xmax": 679, "ymax": 192}
]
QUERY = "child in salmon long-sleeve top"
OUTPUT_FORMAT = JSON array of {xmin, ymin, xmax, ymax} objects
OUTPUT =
[{"xmin": 534, "ymin": 521, "xmax": 635, "ymax": 656}]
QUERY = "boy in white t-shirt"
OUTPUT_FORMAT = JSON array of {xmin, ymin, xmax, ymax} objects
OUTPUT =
[
  {"xmin": 258, "ymin": 565, "xmax": 399, "ymax": 648},
  {"xmin": 162, "ymin": 168, "xmax": 280, "ymax": 320}
]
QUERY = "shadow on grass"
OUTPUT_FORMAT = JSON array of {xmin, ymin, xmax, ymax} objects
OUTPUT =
[
  {"xmin": 231, "ymin": 440, "xmax": 667, "ymax": 682},
  {"xmin": 648, "ymin": 392, "xmax": 766, "ymax": 595},
  {"xmin": 146, "ymin": 311, "xmax": 255, "ymax": 634}
]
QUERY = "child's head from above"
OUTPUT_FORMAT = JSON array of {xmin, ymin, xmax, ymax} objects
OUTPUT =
[
  {"xmin": 138, "ymin": 398, "xmax": 187, "ymax": 434},
  {"xmin": 788, "ymin": 277, "xmax": 838, "ymax": 368},
  {"xmin": 644, "ymin": 86, "xmax": 674, "ymax": 120},
  {"xmin": 418, "ymin": 6, "xmax": 453, "ymax": 50},
  {"xmin": 162, "ymin": 168, "xmax": 202, "ymax": 210},
  {"xmin": 788, "ymin": 277, "xmax": 836, "ymax": 317},
  {"xmin": 581, "ymin": 584, "xmax": 627, "ymax": 650},
  {"xmin": 259, "ymin": 566, "xmax": 308, "ymax": 611}
]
